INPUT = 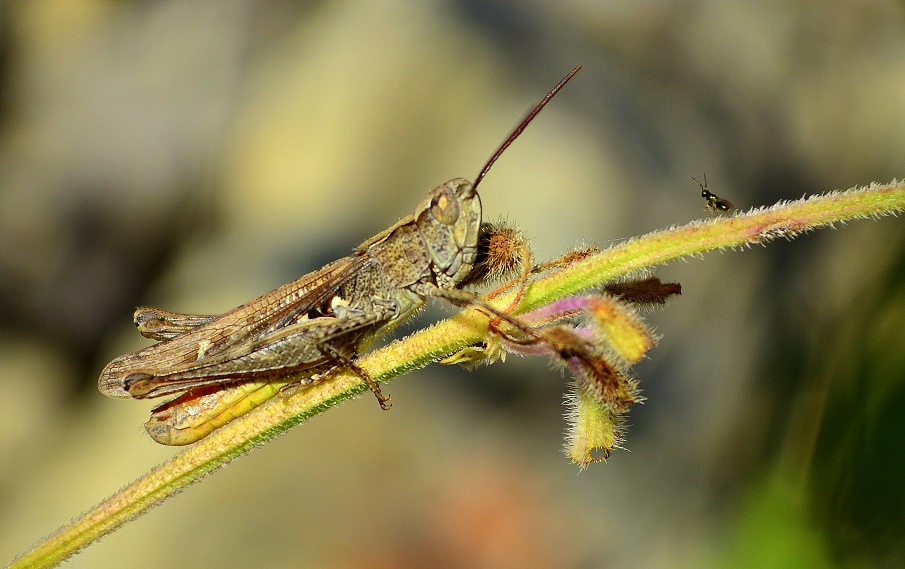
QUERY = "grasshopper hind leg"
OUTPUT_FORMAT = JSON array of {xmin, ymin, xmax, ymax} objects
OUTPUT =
[
  {"xmin": 278, "ymin": 345, "xmax": 392, "ymax": 410},
  {"xmin": 321, "ymin": 343, "xmax": 392, "ymax": 409},
  {"xmin": 134, "ymin": 307, "xmax": 219, "ymax": 341}
]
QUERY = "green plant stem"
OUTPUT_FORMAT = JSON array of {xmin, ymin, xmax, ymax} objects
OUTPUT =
[{"xmin": 8, "ymin": 179, "xmax": 904, "ymax": 569}]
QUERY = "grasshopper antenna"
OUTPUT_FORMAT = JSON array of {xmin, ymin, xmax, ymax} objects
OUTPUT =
[{"xmin": 472, "ymin": 64, "xmax": 582, "ymax": 191}]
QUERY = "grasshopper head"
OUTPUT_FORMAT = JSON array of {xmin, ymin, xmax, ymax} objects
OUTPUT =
[{"xmin": 416, "ymin": 178, "xmax": 482, "ymax": 288}]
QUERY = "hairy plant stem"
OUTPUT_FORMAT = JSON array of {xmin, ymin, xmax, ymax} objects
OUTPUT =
[{"xmin": 8, "ymin": 179, "xmax": 904, "ymax": 569}]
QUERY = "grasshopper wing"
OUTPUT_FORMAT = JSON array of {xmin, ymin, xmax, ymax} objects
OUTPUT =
[
  {"xmin": 99, "ymin": 254, "xmax": 373, "ymax": 398},
  {"xmin": 122, "ymin": 298, "xmax": 398, "ymax": 398}
]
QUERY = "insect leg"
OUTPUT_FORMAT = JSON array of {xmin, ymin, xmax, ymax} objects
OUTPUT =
[
  {"xmin": 145, "ymin": 379, "xmax": 292, "ymax": 445},
  {"xmin": 319, "ymin": 343, "xmax": 392, "ymax": 410},
  {"xmin": 133, "ymin": 307, "xmax": 219, "ymax": 341},
  {"xmin": 427, "ymin": 286, "xmax": 544, "ymax": 345}
]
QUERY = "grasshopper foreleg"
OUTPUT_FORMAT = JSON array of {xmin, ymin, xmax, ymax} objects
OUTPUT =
[{"xmin": 428, "ymin": 286, "xmax": 543, "ymax": 346}]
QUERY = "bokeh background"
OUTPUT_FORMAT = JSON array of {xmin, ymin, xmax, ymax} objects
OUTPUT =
[{"xmin": 2, "ymin": 1, "xmax": 904, "ymax": 568}]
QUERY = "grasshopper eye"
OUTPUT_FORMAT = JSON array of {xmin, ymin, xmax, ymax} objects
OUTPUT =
[{"xmin": 430, "ymin": 190, "xmax": 460, "ymax": 225}]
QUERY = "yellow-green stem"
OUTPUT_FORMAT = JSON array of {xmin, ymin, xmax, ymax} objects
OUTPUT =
[{"xmin": 8, "ymin": 179, "xmax": 904, "ymax": 569}]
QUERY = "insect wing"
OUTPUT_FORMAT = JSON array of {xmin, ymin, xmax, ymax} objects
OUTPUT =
[
  {"xmin": 121, "ymin": 301, "xmax": 392, "ymax": 399},
  {"xmin": 99, "ymin": 254, "xmax": 370, "ymax": 398}
]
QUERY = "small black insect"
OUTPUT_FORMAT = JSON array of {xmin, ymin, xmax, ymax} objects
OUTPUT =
[{"xmin": 692, "ymin": 173, "xmax": 735, "ymax": 213}]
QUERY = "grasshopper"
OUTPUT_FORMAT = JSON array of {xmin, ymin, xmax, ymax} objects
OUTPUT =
[{"xmin": 99, "ymin": 65, "xmax": 583, "ymax": 444}]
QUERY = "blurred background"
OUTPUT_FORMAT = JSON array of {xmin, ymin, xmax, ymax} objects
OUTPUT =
[{"xmin": 1, "ymin": 1, "xmax": 904, "ymax": 568}]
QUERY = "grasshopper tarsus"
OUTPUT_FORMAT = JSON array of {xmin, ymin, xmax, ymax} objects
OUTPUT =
[
  {"xmin": 278, "ymin": 381, "xmax": 301, "ymax": 399},
  {"xmin": 278, "ymin": 373, "xmax": 320, "ymax": 399}
]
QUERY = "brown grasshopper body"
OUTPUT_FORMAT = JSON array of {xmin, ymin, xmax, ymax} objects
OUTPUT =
[
  {"xmin": 99, "ymin": 66, "xmax": 583, "ymax": 443},
  {"xmin": 99, "ymin": 178, "xmax": 481, "ymax": 405}
]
